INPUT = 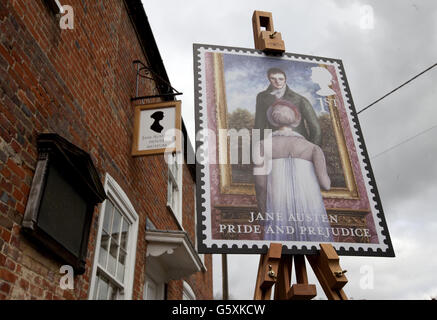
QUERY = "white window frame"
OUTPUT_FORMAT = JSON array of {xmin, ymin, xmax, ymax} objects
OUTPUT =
[
  {"xmin": 167, "ymin": 152, "xmax": 183, "ymax": 227},
  {"xmin": 89, "ymin": 173, "xmax": 139, "ymax": 300},
  {"xmin": 143, "ymin": 263, "xmax": 166, "ymax": 300},
  {"xmin": 182, "ymin": 281, "xmax": 196, "ymax": 300}
]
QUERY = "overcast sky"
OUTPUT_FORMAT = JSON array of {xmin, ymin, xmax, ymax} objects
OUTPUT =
[{"xmin": 141, "ymin": 0, "xmax": 437, "ymax": 299}]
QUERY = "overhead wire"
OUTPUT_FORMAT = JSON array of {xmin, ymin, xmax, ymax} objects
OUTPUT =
[
  {"xmin": 357, "ymin": 63, "xmax": 437, "ymax": 114},
  {"xmin": 355, "ymin": 62, "xmax": 437, "ymax": 159},
  {"xmin": 370, "ymin": 124, "xmax": 437, "ymax": 160}
]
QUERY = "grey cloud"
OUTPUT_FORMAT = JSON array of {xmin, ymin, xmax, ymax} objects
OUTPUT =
[{"xmin": 143, "ymin": 0, "xmax": 437, "ymax": 300}]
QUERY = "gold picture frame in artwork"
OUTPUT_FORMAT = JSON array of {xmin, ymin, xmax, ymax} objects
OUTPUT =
[{"xmin": 213, "ymin": 53, "xmax": 358, "ymax": 199}]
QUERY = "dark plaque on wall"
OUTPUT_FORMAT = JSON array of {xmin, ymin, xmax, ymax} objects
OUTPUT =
[{"xmin": 22, "ymin": 133, "xmax": 106, "ymax": 274}]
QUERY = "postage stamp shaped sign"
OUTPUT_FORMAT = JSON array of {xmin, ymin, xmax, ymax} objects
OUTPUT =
[{"xmin": 194, "ymin": 44, "xmax": 394, "ymax": 257}]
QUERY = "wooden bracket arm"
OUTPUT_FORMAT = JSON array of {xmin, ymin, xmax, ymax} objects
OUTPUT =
[
  {"xmin": 307, "ymin": 243, "xmax": 348, "ymax": 300},
  {"xmin": 254, "ymin": 243, "xmax": 282, "ymax": 300},
  {"xmin": 252, "ymin": 10, "xmax": 285, "ymax": 53}
]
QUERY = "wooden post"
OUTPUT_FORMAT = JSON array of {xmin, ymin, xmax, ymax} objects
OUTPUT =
[
  {"xmin": 254, "ymin": 243, "xmax": 348, "ymax": 300},
  {"xmin": 273, "ymin": 254, "xmax": 292, "ymax": 300},
  {"xmin": 287, "ymin": 255, "xmax": 317, "ymax": 300},
  {"xmin": 222, "ymin": 254, "xmax": 229, "ymax": 300},
  {"xmin": 251, "ymin": 11, "xmax": 348, "ymax": 302},
  {"xmin": 254, "ymin": 243, "xmax": 282, "ymax": 300},
  {"xmin": 252, "ymin": 11, "xmax": 285, "ymax": 302},
  {"xmin": 306, "ymin": 244, "xmax": 348, "ymax": 300}
]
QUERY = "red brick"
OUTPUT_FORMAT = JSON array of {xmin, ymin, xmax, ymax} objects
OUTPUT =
[
  {"xmin": 29, "ymin": 284, "xmax": 43, "ymax": 297},
  {"xmin": 11, "ymin": 0, "xmax": 25, "ymax": 17},
  {"xmin": 6, "ymin": 159, "xmax": 25, "ymax": 179},
  {"xmin": 10, "ymin": 139, "xmax": 21, "ymax": 155},
  {"xmin": 12, "ymin": 188, "xmax": 24, "ymax": 202},
  {"xmin": 20, "ymin": 182, "xmax": 31, "ymax": 196},
  {"xmin": 0, "ymin": 180, "xmax": 13, "ymax": 195},
  {"xmin": 0, "ymin": 268, "xmax": 17, "ymax": 283},
  {"xmin": 45, "ymin": 291, "xmax": 53, "ymax": 300},
  {"xmin": 42, "ymin": 278, "xmax": 55, "ymax": 291},
  {"xmin": 11, "ymin": 174, "xmax": 23, "ymax": 191},
  {"xmin": 0, "ymin": 0, "xmax": 213, "ymax": 301},
  {"xmin": 0, "ymin": 229, "xmax": 11, "ymax": 243},
  {"xmin": 19, "ymin": 278, "xmax": 29, "ymax": 291},
  {"xmin": 15, "ymin": 202, "xmax": 25, "ymax": 214},
  {"xmin": 20, "ymin": 152, "xmax": 34, "ymax": 170},
  {"xmin": 0, "ymin": 214, "xmax": 13, "ymax": 230},
  {"xmin": 0, "ymin": 44, "xmax": 14, "ymax": 66},
  {"xmin": 5, "ymin": 258, "xmax": 15, "ymax": 271},
  {"xmin": 0, "ymin": 167, "xmax": 12, "ymax": 180},
  {"xmin": 11, "ymin": 224, "xmax": 20, "ymax": 236},
  {"xmin": 10, "ymin": 234, "xmax": 20, "ymax": 248},
  {"xmin": 34, "ymin": 275, "xmax": 42, "ymax": 286},
  {"xmin": 63, "ymin": 290, "xmax": 75, "ymax": 300},
  {"xmin": 3, "ymin": 244, "xmax": 20, "ymax": 261},
  {"xmin": 0, "ymin": 281, "xmax": 10, "ymax": 294}
]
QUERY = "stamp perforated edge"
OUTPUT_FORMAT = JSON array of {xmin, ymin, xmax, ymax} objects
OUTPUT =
[{"xmin": 193, "ymin": 43, "xmax": 394, "ymax": 257}]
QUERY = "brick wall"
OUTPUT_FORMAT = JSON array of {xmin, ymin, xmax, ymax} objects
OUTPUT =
[
  {"xmin": 0, "ymin": 0, "xmax": 212, "ymax": 300},
  {"xmin": 179, "ymin": 162, "xmax": 213, "ymax": 300}
]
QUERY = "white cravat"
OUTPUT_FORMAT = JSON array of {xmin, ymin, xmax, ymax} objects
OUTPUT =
[{"xmin": 269, "ymin": 86, "xmax": 286, "ymax": 99}]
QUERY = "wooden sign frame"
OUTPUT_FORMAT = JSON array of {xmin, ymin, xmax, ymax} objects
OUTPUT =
[{"xmin": 132, "ymin": 100, "xmax": 182, "ymax": 156}]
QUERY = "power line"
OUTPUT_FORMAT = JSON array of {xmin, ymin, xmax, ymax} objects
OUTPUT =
[
  {"xmin": 371, "ymin": 124, "xmax": 437, "ymax": 160},
  {"xmin": 357, "ymin": 63, "xmax": 437, "ymax": 114}
]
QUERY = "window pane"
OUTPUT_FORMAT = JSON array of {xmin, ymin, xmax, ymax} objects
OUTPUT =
[
  {"xmin": 108, "ymin": 239, "xmax": 119, "ymax": 276},
  {"xmin": 182, "ymin": 282, "xmax": 196, "ymax": 300},
  {"xmin": 111, "ymin": 209, "xmax": 122, "ymax": 242},
  {"xmin": 117, "ymin": 249, "xmax": 126, "ymax": 282},
  {"xmin": 97, "ymin": 276, "xmax": 109, "ymax": 300},
  {"xmin": 107, "ymin": 283, "xmax": 113, "ymax": 300},
  {"xmin": 120, "ymin": 218, "xmax": 129, "ymax": 250},
  {"xmin": 168, "ymin": 154, "xmax": 176, "ymax": 174},
  {"xmin": 99, "ymin": 230, "xmax": 110, "ymax": 267},
  {"xmin": 118, "ymin": 292, "xmax": 124, "ymax": 300},
  {"xmin": 173, "ymin": 154, "xmax": 178, "ymax": 174},
  {"xmin": 172, "ymin": 185, "xmax": 178, "ymax": 211},
  {"xmin": 145, "ymin": 279, "xmax": 157, "ymax": 300},
  {"xmin": 108, "ymin": 283, "xmax": 120, "ymax": 300},
  {"xmin": 103, "ymin": 201, "xmax": 114, "ymax": 233},
  {"xmin": 110, "ymin": 282, "xmax": 121, "ymax": 300},
  {"xmin": 171, "ymin": 164, "xmax": 177, "ymax": 178},
  {"xmin": 93, "ymin": 277, "xmax": 99, "ymax": 299}
]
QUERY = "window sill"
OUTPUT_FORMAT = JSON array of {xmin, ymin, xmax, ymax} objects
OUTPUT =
[
  {"xmin": 165, "ymin": 204, "xmax": 207, "ymax": 272},
  {"xmin": 145, "ymin": 229, "xmax": 205, "ymax": 280}
]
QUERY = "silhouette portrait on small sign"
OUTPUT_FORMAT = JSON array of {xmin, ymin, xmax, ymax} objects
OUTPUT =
[{"xmin": 150, "ymin": 111, "xmax": 164, "ymax": 133}]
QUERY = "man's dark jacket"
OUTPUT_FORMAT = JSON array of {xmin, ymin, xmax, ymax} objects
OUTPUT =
[{"xmin": 254, "ymin": 85, "xmax": 321, "ymax": 145}]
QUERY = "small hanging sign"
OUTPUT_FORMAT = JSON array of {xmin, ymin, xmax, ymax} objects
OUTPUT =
[{"xmin": 132, "ymin": 100, "xmax": 181, "ymax": 156}]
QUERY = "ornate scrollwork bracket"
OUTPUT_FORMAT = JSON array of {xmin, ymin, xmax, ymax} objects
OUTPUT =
[{"xmin": 131, "ymin": 60, "xmax": 183, "ymax": 101}]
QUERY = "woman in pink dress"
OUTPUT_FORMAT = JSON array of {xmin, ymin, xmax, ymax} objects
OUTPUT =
[{"xmin": 254, "ymin": 99, "xmax": 333, "ymax": 242}]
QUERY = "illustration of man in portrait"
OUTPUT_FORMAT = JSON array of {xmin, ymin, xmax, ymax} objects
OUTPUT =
[{"xmin": 254, "ymin": 67, "xmax": 321, "ymax": 145}]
